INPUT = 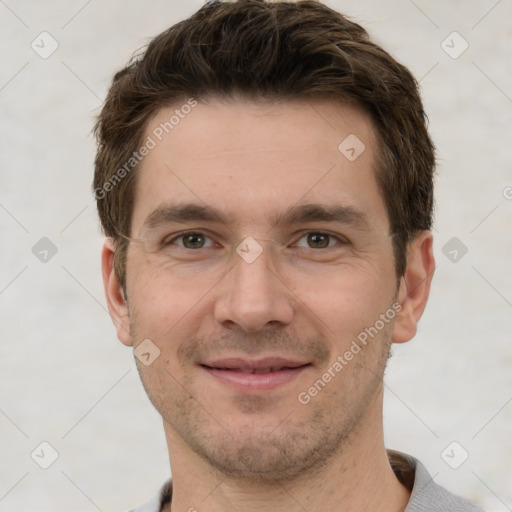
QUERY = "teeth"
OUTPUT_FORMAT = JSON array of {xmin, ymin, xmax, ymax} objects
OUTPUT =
[
  {"xmin": 219, "ymin": 367, "xmax": 281, "ymax": 374},
  {"xmin": 212, "ymin": 366, "xmax": 303, "ymax": 373}
]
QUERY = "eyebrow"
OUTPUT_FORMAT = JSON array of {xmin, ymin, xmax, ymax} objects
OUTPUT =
[
  {"xmin": 272, "ymin": 203, "xmax": 369, "ymax": 230},
  {"xmin": 142, "ymin": 202, "xmax": 370, "ymax": 232}
]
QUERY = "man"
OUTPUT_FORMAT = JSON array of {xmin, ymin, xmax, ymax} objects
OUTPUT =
[{"xmin": 93, "ymin": 1, "xmax": 484, "ymax": 510}]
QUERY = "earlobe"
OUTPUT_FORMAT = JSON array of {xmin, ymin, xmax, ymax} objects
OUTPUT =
[
  {"xmin": 392, "ymin": 231, "xmax": 435, "ymax": 344},
  {"xmin": 101, "ymin": 238, "xmax": 132, "ymax": 346}
]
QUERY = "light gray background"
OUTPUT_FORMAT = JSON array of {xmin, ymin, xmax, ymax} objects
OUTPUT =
[{"xmin": 1, "ymin": 1, "xmax": 511, "ymax": 510}]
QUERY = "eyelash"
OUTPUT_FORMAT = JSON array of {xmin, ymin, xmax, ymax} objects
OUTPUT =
[{"xmin": 163, "ymin": 231, "xmax": 348, "ymax": 249}]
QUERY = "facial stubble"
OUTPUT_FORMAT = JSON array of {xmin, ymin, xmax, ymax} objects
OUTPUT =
[{"xmin": 131, "ymin": 318, "xmax": 392, "ymax": 484}]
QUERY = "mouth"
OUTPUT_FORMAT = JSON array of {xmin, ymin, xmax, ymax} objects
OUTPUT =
[{"xmin": 200, "ymin": 357, "xmax": 312, "ymax": 391}]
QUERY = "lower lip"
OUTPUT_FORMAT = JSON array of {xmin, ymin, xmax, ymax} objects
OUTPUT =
[{"xmin": 202, "ymin": 365, "xmax": 311, "ymax": 391}]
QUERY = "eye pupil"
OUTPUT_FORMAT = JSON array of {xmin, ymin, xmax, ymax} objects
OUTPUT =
[
  {"xmin": 183, "ymin": 233, "xmax": 205, "ymax": 248},
  {"xmin": 307, "ymin": 232, "xmax": 329, "ymax": 248}
]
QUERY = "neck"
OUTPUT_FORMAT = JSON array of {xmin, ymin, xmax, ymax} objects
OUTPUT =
[{"xmin": 163, "ymin": 400, "xmax": 410, "ymax": 512}]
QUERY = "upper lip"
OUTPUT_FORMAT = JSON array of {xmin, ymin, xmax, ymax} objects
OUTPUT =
[{"xmin": 201, "ymin": 357, "xmax": 310, "ymax": 372}]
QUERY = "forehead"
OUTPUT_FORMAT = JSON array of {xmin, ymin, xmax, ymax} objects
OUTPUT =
[
  {"xmin": 145, "ymin": 97, "xmax": 375, "ymax": 164},
  {"xmin": 131, "ymin": 97, "xmax": 387, "ymax": 233}
]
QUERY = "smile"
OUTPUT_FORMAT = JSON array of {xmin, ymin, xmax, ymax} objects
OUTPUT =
[{"xmin": 201, "ymin": 362, "xmax": 312, "ymax": 391}]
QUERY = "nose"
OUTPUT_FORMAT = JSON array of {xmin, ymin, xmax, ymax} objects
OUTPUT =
[{"xmin": 213, "ymin": 245, "xmax": 294, "ymax": 332}]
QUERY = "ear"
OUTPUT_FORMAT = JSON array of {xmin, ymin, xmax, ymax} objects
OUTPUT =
[
  {"xmin": 101, "ymin": 238, "xmax": 132, "ymax": 346},
  {"xmin": 392, "ymin": 231, "xmax": 435, "ymax": 344}
]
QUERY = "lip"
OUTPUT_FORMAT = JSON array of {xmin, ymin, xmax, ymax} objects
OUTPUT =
[
  {"xmin": 200, "ymin": 357, "xmax": 312, "ymax": 392},
  {"xmin": 202, "ymin": 357, "xmax": 310, "ymax": 372}
]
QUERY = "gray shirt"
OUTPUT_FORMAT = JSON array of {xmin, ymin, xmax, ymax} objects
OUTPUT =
[{"xmin": 129, "ymin": 450, "xmax": 484, "ymax": 511}]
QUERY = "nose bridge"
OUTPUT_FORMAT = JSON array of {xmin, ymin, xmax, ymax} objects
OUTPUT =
[
  {"xmin": 234, "ymin": 243, "xmax": 274, "ymax": 297},
  {"xmin": 214, "ymin": 239, "xmax": 294, "ymax": 331}
]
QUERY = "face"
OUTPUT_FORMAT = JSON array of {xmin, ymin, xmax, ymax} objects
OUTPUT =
[{"xmin": 103, "ymin": 98, "xmax": 431, "ymax": 483}]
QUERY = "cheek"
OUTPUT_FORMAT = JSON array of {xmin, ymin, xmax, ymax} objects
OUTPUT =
[
  {"xmin": 290, "ymin": 261, "xmax": 393, "ymax": 314},
  {"xmin": 127, "ymin": 255, "xmax": 214, "ymax": 332},
  {"xmin": 135, "ymin": 355, "xmax": 188, "ymax": 422},
  {"xmin": 284, "ymin": 264, "xmax": 396, "ymax": 359}
]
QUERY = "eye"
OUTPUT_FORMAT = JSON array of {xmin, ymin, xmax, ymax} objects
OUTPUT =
[
  {"xmin": 164, "ymin": 232, "xmax": 215, "ymax": 249},
  {"xmin": 294, "ymin": 231, "xmax": 345, "ymax": 249}
]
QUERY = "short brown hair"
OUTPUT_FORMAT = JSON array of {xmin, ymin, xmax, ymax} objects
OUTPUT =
[{"xmin": 93, "ymin": 0, "xmax": 435, "ymax": 288}]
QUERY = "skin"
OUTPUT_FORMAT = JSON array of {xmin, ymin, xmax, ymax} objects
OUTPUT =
[{"xmin": 102, "ymin": 97, "xmax": 435, "ymax": 512}]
